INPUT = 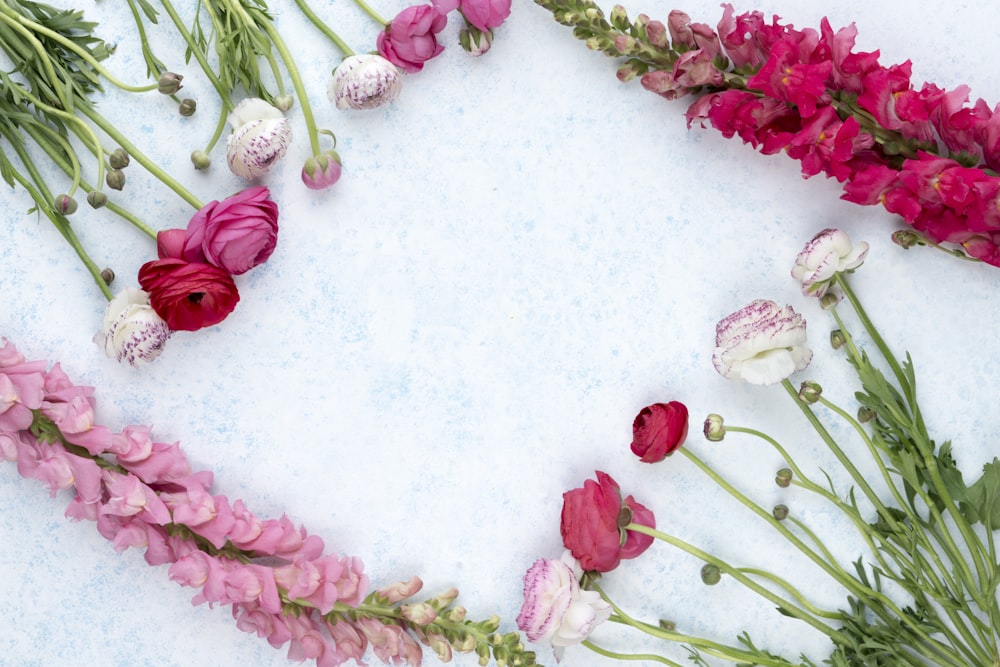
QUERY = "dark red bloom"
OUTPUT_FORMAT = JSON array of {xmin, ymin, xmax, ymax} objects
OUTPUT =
[
  {"xmin": 630, "ymin": 401, "xmax": 689, "ymax": 463},
  {"xmin": 560, "ymin": 471, "xmax": 655, "ymax": 572},
  {"xmin": 138, "ymin": 258, "xmax": 240, "ymax": 332}
]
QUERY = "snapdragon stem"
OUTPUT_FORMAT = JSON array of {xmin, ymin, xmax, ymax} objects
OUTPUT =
[
  {"xmin": 0, "ymin": 5, "xmax": 158, "ymax": 93},
  {"xmin": 260, "ymin": 19, "xmax": 322, "ymax": 156},
  {"xmin": 293, "ymin": 0, "xmax": 355, "ymax": 56},
  {"xmin": 350, "ymin": 0, "xmax": 389, "ymax": 26},
  {"xmin": 157, "ymin": 0, "xmax": 235, "ymax": 112},
  {"xmin": 581, "ymin": 641, "xmax": 679, "ymax": 666},
  {"xmin": 78, "ymin": 105, "xmax": 205, "ymax": 211},
  {"xmin": 622, "ymin": 523, "xmax": 844, "ymax": 645}
]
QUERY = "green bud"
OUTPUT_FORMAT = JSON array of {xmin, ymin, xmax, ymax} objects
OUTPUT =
[
  {"xmin": 700, "ymin": 563, "xmax": 721, "ymax": 585},
  {"xmin": 820, "ymin": 292, "xmax": 840, "ymax": 309},
  {"xmin": 178, "ymin": 98, "xmax": 197, "ymax": 116},
  {"xmin": 659, "ymin": 619, "xmax": 676, "ymax": 631},
  {"xmin": 105, "ymin": 169, "xmax": 126, "ymax": 191},
  {"xmin": 100, "ymin": 268, "xmax": 115, "ymax": 285},
  {"xmin": 773, "ymin": 504, "xmax": 789, "ymax": 521},
  {"xmin": 87, "ymin": 190, "xmax": 108, "ymax": 209},
  {"xmin": 274, "ymin": 95, "xmax": 294, "ymax": 112},
  {"xmin": 703, "ymin": 413, "xmax": 725, "ymax": 441},
  {"xmin": 798, "ymin": 380, "xmax": 822, "ymax": 404},
  {"xmin": 55, "ymin": 194, "xmax": 77, "ymax": 215},
  {"xmin": 616, "ymin": 504, "xmax": 633, "ymax": 529},
  {"xmin": 830, "ymin": 329, "xmax": 846, "ymax": 350},
  {"xmin": 891, "ymin": 229, "xmax": 926, "ymax": 249},
  {"xmin": 775, "ymin": 468, "xmax": 793, "ymax": 488},
  {"xmin": 857, "ymin": 406, "xmax": 876, "ymax": 423},
  {"xmin": 448, "ymin": 605, "xmax": 467, "ymax": 622},
  {"xmin": 108, "ymin": 148, "xmax": 130, "ymax": 170},
  {"xmin": 609, "ymin": 4, "xmax": 630, "ymax": 31},
  {"xmin": 157, "ymin": 71, "xmax": 183, "ymax": 95},
  {"xmin": 191, "ymin": 150, "xmax": 211, "ymax": 170}
]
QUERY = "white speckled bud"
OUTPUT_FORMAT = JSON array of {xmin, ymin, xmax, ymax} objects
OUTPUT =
[
  {"xmin": 328, "ymin": 54, "xmax": 403, "ymax": 111},
  {"xmin": 225, "ymin": 98, "xmax": 292, "ymax": 180},
  {"xmin": 94, "ymin": 288, "xmax": 171, "ymax": 366}
]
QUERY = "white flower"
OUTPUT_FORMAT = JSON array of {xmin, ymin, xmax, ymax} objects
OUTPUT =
[
  {"xmin": 791, "ymin": 228, "xmax": 869, "ymax": 298},
  {"xmin": 94, "ymin": 288, "xmax": 170, "ymax": 366},
  {"xmin": 516, "ymin": 550, "xmax": 612, "ymax": 662},
  {"xmin": 712, "ymin": 299, "xmax": 812, "ymax": 385},
  {"xmin": 226, "ymin": 97, "xmax": 292, "ymax": 180},
  {"xmin": 328, "ymin": 54, "xmax": 403, "ymax": 111}
]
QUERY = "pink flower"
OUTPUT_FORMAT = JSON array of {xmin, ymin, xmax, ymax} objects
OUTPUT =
[
  {"xmin": 355, "ymin": 617, "xmax": 424, "ymax": 665},
  {"xmin": 138, "ymin": 258, "xmax": 240, "ymax": 332},
  {"xmin": 377, "ymin": 5, "xmax": 448, "ymax": 73},
  {"xmin": 179, "ymin": 186, "xmax": 280, "ymax": 275},
  {"xmin": 301, "ymin": 151, "xmax": 343, "ymax": 191},
  {"xmin": 459, "ymin": 0, "xmax": 512, "ymax": 32},
  {"xmin": 713, "ymin": 300, "xmax": 812, "ymax": 385},
  {"xmin": 0, "ymin": 362, "xmax": 46, "ymax": 433},
  {"xmin": 747, "ymin": 38, "xmax": 832, "ymax": 119},
  {"xmin": 791, "ymin": 228, "xmax": 869, "ymax": 298},
  {"xmin": 516, "ymin": 551, "xmax": 612, "ymax": 661},
  {"xmin": 630, "ymin": 401, "xmax": 689, "ymax": 463}
]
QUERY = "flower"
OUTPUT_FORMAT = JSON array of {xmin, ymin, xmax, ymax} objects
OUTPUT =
[
  {"xmin": 516, "ymin": 550, "xmax": 612, "ymax": 661},
  {"xmin": 630, "ymin": 401, "xmax": 689, "ymax": 462},
  {"xmin": 177, "ymin": 186, "xmax": 280, "ymax": 275},
  {"xmin": 712, "ymin": 300, "xmax": 812, "ymax": 386},
  {"xmin": 328, "ymin": 54, "xmax": 403, "ymax": 110},
  {"xmin": 376, "ymin": 5, "xmax": 448, "ymax": 74},
  {"xmin": 137, "ymin": 259, "xmax": 240, "ymax": 332},
  {"xmin": 459, "ymin": 25, "xmax": 493, "ymax": 57},
  {"xmin": 560, "ymin": 470, "xmax": 655, "ymax": 572},
  {"xmin": 95, "ymin": 288, "xmax": 171, "ymax": 365},
  {"xmin": 791, "ymin": 228, "xmax": 870, "ymax": 298},
  {"xmin": 226, "ymin": 98, "xmax": 292, "ymax": 180},
  {"xmin": 301, "ymin": 151, "xmax": 343, "ymax": 191}
]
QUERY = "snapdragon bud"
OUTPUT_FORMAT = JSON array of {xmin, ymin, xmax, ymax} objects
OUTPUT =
[
  {"xmin": 798, "ymin": 381, "xmax": 822, "ymax": 404},
  {"xmin": 775, "ymin": 468, "xmax": 793, "ymax": 488},
  {"xmin": 87, "ymin": 190, "xmax": 108, "ymax": 209},
  {"xmin": 700, "ymin": 563, "xmax": 721, "ymax": 585},
  {"xmin": 106, "ymin": 169, "xmax": 126, "ymax": 191},
  {"xmin": 191, "ymin": 150, "xmax": 211, "ymax": 170},
  {"xmin": 55, "ymin": 194, "xmax": 77, "ymax": 215},
  {"xmin": 109, "ymin": 148, "xmax": 130, "ymax": 169},
  {"xmin": 703, "ymin": 413, "xmax": 725, "ymax": 441},
  {"xmin": 157, "ymin": 71, "xmax": 183, "ymax": 95},
  {"xmin": 178, "ymin": 98, "xmax": 197, "ymax": 116},
  {"xmin": 609, "ymin": 5, "xmax": 630, "ymax": 31},
  {"xmin": 892, "ymin": 229, "xmax": 926, "ymax": 249}
]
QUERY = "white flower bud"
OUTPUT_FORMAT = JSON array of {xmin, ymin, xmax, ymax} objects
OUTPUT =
[
  {"xmin": 226, "ymin": 98, "xmax": 292, "ymax": 180},
  {"xmin": 94, "ymin": 288, "xmax": 170, "ymax": 366},
  {"xmin": 328, "ymin": 54, "xmax": 403, "ymax": 111}
]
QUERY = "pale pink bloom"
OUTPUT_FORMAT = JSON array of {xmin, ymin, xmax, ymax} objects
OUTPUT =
[
  {"xmin": 42, "ymin": 388, "xmax": 112, "ymax": 455},
  {"xmin": 376, "ymin": 575, "xmax": 424, "ymax": 604},
  {"xmin": 120, "ymin": 439, "xmax": 191, "ymax": 484},
  {"xmin": 400, "ymin": 601, "xmax": 437, "ymax": 624},
  {"xmin": 95, "ymin": 288, "xmax": 170, "ymax": 366},
  {"xmin": 0, "ymin": 365, "xmax": 46, "ymax": 432},
  {"xmin": 328, "ymin": 54, "xmax": 402, "ymax": 110},
  {"xmin": 224, "ymin": 564, "xmax": 282, "ymax": 613},
  {"xmin": 356, "ymin": 616, "xmax": 424, "ymax": 665},
  {"xmin": 324, "ymin": 618, "xmax": 368, "ymax": 664},
  {"xmin": 227, "ymin": 499, "xmax": 265, "ymax": 547},
  {"xmin": 517, "ymin": 550, "xmax": 612, "ymax": 661},
  {"xmin": 169, "ymin": 550, "xmax": 228, "ymax": 605},
  {"xmin": 713, "ymin": 299, "xmax": 813, "ymax": 385},
  {"xmin": 274, "ymin": 555, "xmax": 350, "ymax": 614},
  {"xmin": 101, "ymin": 471, "xmax": 171, "ymax": 524},
  {"xmin": 791, "ymin": 228, "xmax": 870, "ymax": 298},
  {"xmin": 0, "ymin": 432, "xmax": 20, "ymax": 461},
  {"xmin": 0, "ymin": 338, "xmax": 25, "ymax": 367}
]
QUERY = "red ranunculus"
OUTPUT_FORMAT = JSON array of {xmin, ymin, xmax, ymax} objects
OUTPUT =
[
  {"xmin": 560, "ymin": 471, "xmax": 655, "ymax": 572},
  {"xmin": 376, "ymin": 5, "xmax": 448, "ymax": 73},
  {"xmin": 138, "ymin": 258, "xmax": 240, "ymax": 331},
  {"xmin": 630, "ymin": 401, "xmax": 689, "ymax": 463},
  {"xmin": 181, "ymin": 186, "xmax": 279, "ymax": 275}
]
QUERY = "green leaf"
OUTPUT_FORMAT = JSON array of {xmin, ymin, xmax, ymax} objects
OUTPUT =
[{"xmin": 964, "ymin": 457, "xmax": 1000, "ymax": 529}]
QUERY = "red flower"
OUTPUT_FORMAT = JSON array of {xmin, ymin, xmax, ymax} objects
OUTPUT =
[
  {"xmin": 138, "ymin": 259, "xmax": 240, "ymax": 332},
  {"xmin": 630, "ymin": 401, "xmax": 689, "ymax": 463},
  {"xmin": 560, "ymin": 471, "xmax": 655, "ymax": 572}
]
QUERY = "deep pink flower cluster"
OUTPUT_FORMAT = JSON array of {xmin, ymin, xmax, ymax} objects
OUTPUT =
[
  {"xmin": 644, "ymin": 4, "xmax": 1000, "ymax": 266},
  {"xmin": 0, "ymin": 338, "xmax": 388, "ymax": 667}
]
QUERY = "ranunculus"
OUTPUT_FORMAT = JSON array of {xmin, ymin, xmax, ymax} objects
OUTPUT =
[
  {"xmin": 630, "ymin": 401, "xmax": 689, "ymax": 463},
  {"xmin": 712, "ymin": 299, "xmax": 812, "ymax": 385},
  {"xmin": 181, "ymin": 186, "xmax": 279, "ymax": 275},
  {"xmin": 226, "ymin": 98, "xmax": 292, "ymax": 180},
  {"xmin": 94, "ymin": 288, "xmax": 171, "ymax": 365},
  {"xmin": 791, "ymin": 228, "xmax": 869, "ymax": 298},
  {"xmin": 328, "ymin": 54, "xmax": 403, "ymax": 110},
  {"xmin": 376, "ymin": 5, "xmax": 448, "ymax": 74},
  {"xmin": 433, "ymin": 0, "xmax": 511, "ymax": 31},
  {"xmin": 560, "ymin": 470, "xmax": 655, "ymax": 572},
  {"xmin": 301, "ymin": 151, "xmax": 343, "ymax": 191},
  {"xmin": 137, "ymin": 258, "xmax": 240, "ymax": 332},
  {"xmin": 516, "ymin": 550, "xmax": 612, "ymax": 661}
]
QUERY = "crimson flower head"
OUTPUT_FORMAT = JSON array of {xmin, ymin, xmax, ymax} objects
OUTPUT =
[
  {"xmin": 377, "ymin": 5, "xmax": 448, "ymax": 73},
  {"xmin": 631, "ymin": 401, "xmax": 689, "ymax": 463},
  {"xmin": 138, "ymin": 258, "xmax": 240, "ymax": 332},
  {"xmin": 560, "ymin": 471, "xmax": 655, "ymax": 572}
]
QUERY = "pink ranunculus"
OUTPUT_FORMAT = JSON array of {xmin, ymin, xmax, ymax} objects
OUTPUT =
[
  {"xmin": 156, "ymin": 228, "xmax": 188, "ymax": 260},
  {"xmin": 630, "ymin": 401, "xmax": 689, "ymax": 463},
  {"xmin": 377, "ymin": 5, "xmax": 448, "ymax": 73},
  {"xmin": 560, "ymin": 470, "xmax": 655, "ymax": 572},
  {"xmin": 458, "ymin": 0, "xmax": 511, "ymax": 32},
  {"xmin": 183, "ymin": 186, "xmax": 279, "ymax": 275}
]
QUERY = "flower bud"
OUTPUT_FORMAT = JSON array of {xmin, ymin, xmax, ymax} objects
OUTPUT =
[
  {"xmin": 857, "ymin": 406, "xmax": 876, "ymax": 423},
  {"xmin": 273, "ymin": 95, "xmax": 294, "ymax": 112},
  {"xmin": 301, "ymin": 150, "xmax": 343, "ymax": 190},
  {"xmin": 775, "ymin": 468, "xmax": 793, "ymax": 488},
  {"xmin": 772, "ymin": 504, "xmax": 789, "ymax": 521},
  {"xmin": 703, "ymin": 413, "xmax": 725, "ymax": 441},
  {"xmin": 448, "ymin": 605, "xmax": 467, "ymax": 622},
  {"xmin": 658, "ymin": 619, "xmax": 676, "ymax": 631},
  {"xmin": 106, "ymin": 169, "xmax": 126, "ymax": 191},
  {"xmin": 87, "ymin": 190, "xmax": 108, "ymax": 209},
  {"xmin": 400, "ymin": 601, "xmax": 438, "ymax": 625},
  {"xmin": 700, "ymin": 563, "xmax": 721, "ymax": 585},
  {"xmin": 609, "ymin": 5, "xmax": 630, "ymax": 31},
  {"xmin": 830, "ymin": 329, "xmax": 846, "ymax": 350},
  {"xmin": 108, "ymin": 148, "xmax": 130, "ymax": 170},
  {"xmin": 645, "ymin": 19, "xmax": 668, "ymax": 49},
  {"xmin": 459, "ymin": 26, "xmax": 493, "ymax": 57},
  {"xmin": 100, "ymin": 268, "xmax": 115, "ymax": 285},
  {"xmin": 94, "ymin": 288, "xmax": 171, "ymax": 365},
  {"xmin": 891, "ymin": 229, "xmax": 926, "ymax": 249},
  {"xmin": 157, "ymin": 71, "xmax": 183, "ymax": 95},
  {"xmin": 616, "ymin": 59, "xmax": 648, "ymax": 83},
  {"xmin": 798, "ymin": 380, "xmax": 822, "ymax": 404},
  {"xmin": 820, "ymin": 292, "xmax": 840, "ymax": 309},
  {"xmin": 226, "ymin": 98, "xmax": 291, "ymax": 180},
  {"xmin": 191, "ymin": 150, "xmax": 211, "ymax": 170},
  {"xmin": 178, "ymin": 98, "xmax": 197, "ymax": 116},
  {"xmin": 55, "ymin": 194, "xmax": 77, "ymax": 215},
  {"xmin": 328, "ymin": 54, "xmax": 403, "ymax": 111}
]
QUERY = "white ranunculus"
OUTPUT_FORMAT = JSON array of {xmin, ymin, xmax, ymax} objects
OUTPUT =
[
  {"xmin": 95, "ymin": 288, "xmax": 170, "ymax": 366},
  {"xmin": 791, "ymin": 228, "xmax": 869, "ymax": 298},
  {"xmin": 712, "ymin": 299, "xmax": 812, "ymax": 385},
  {"xmin": 226, "ymin": 98, "xmax": 292, "ymax": 180},
  {"xmin": 327, "ymin": 54, "xmax": 403, "ymax": 111},
  {"xmin": 516, "ymin": 550, "xmax": 612, "ymax": 661}
]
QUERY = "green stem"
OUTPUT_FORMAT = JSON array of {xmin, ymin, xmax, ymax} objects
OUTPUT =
[
  {"xmin": 735, "ymin": 566, "xmax": 840, "ymax": 619},
  {"xmin": 157, "ymin": 0, "xmax": 235, "ymax": 111},
  {"xmin": 581, "ymin": 640, "xmax": 680, "ymax": 666},
  {"xmin": 350, "ymin": 0, "xmax": 389, "ymax": 26},
  {"xmin": 201, "ymin": 106, "xmax": 228, "ymax": 155},
  {"xmin": 259, "ymin": 19, "xmax": 322, "ymax": 156},
  {"xmin": 78, "ymin": 104, "xmax": 204, "ymax": 210},
  {"xmin": 293, "ymin": 0, "xmax": 356, "ymax": 56}
]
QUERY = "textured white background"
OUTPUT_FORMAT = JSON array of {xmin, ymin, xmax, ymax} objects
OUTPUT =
[{"xmin": 2, "ymin": 1, "xmax": 1000, "ymax": 666}]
